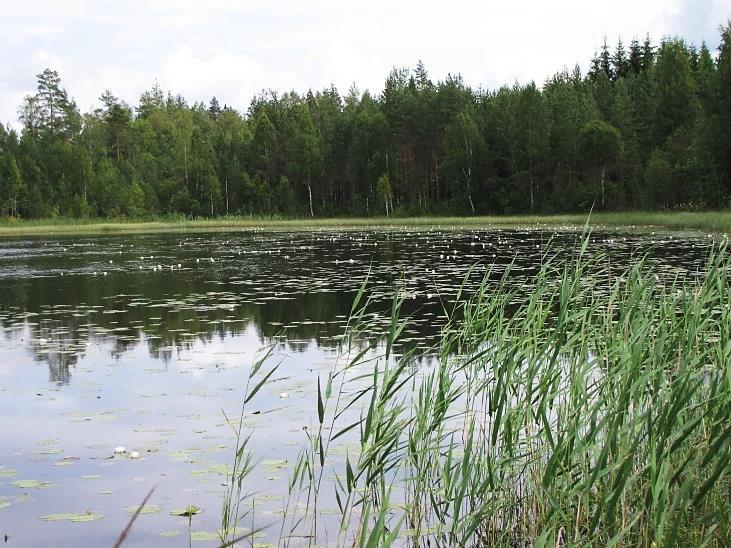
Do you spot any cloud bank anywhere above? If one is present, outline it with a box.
[1,0,729,126]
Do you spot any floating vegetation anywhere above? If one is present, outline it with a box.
[32,448,62,455]
[190,527,248,542]
[171,505,201,517]
[38,512,104,522]
[12,480,59,489]
[124,504,163,515]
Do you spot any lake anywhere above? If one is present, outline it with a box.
[0,227,714,546]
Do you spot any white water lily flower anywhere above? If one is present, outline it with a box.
[114,446,126,454]
[279,392,289,399]
[129,451,140,459]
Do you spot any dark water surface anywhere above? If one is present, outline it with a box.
[0,227,713,546]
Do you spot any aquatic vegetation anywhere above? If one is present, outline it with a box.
[39,512,104,522]
[12,480,59,490]
[226,234,731,546]
[124,504,163,515]
[1,228,728,546]
[171,505,202,517]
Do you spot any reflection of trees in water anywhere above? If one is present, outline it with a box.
[44,350,75,384]
[0,273,443,384]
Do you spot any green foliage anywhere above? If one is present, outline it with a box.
[1,23,731,220]
[240,236,731,546]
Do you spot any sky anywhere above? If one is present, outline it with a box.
[1,0,729,127]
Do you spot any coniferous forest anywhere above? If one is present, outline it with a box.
[1,24,730,220]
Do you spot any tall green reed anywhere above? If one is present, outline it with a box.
[222,234,730,547]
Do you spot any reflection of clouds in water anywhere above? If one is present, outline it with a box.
[0,229,714,386]
[0,228,719,546]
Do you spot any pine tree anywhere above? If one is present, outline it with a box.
[629,39,643,74]
[715,21,731,196]
[600,38,614,80]
[613,38,630,79]
[208,97,222,118]
[641,34,656,71]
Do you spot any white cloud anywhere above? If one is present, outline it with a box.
[1,0,729,128]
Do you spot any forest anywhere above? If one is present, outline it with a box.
[1,23,730,219]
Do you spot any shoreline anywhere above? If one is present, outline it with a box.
[0,211,729,237]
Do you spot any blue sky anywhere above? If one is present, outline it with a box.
[1,0,729,126]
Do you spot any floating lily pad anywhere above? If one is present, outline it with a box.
[33,448,62,455]
[13,479,59,489]
[191,527,248,542]
[82,474,102,480]
[160,530,181,538]
[171,505,201,517]
[261,459,288,473]
[252,494,283,502]
[125,504,163,514]
[0,468,18,478]
[190,531,221,541]
[39,512,104,522]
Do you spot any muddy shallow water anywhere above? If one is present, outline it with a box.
[0,227,713,546]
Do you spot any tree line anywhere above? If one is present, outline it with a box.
[1,23,730,219]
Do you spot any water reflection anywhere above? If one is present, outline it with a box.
[0,228,713,385]
[0,227,717,546]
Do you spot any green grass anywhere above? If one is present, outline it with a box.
[222,233,731,547]
[0,210,730,237]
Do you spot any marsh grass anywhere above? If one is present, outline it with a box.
[1,211,730,237]
[221,233,730,547]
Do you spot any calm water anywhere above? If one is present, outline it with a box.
[0,227,713,546]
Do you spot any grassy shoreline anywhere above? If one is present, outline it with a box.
[0,211,729,237]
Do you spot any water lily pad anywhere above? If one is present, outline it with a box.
[160,530,181,538]
[37,439,59,446]
[190,531,220,541]
[261,459,288,472]
[252,494,283,502]
[171,505,201,517]
[39,512,104,522]
[33,448,62,455]
[82,474,102,480]
[0,468,18,478]
[191,527,248,542]
[13,479,59,489]
[125,504,163,514]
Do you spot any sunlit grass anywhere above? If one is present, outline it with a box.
[0,211,729,237]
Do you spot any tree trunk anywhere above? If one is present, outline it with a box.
[601,165,606,208]
[184,144,189,187]
[308,182,314,217]
[529,168,535,211]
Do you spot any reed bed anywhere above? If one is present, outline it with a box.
[221,234,730,547]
